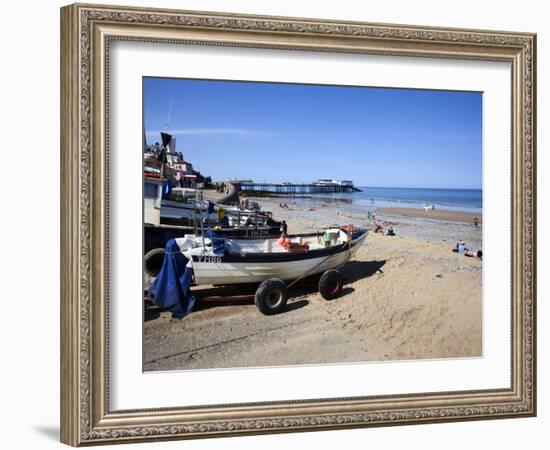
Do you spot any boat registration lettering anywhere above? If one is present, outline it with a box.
[197,255,223,264]
[247,229,268,237]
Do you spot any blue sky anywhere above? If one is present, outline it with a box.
[143,78,482,189]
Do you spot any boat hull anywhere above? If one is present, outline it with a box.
[190,231,366,286]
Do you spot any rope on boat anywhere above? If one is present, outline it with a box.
[287,252,337,289]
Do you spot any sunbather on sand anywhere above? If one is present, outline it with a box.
[465,249,483,259]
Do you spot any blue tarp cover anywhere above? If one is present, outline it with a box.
[148,239,195,319]
[212,238,225,255]
[203,229,225,255]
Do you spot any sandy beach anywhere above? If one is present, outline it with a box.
[377,207,482,224]
[144,195,483,372]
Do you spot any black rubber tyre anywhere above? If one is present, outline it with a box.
[319,269,344,300]
[144,247,166,277]
[254,279,288,315]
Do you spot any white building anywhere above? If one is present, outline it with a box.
[315,179,354,187]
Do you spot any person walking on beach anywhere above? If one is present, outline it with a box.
[473,217,479,227]
[280,220,288,238]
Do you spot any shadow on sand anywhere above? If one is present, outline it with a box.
[145,306,162,322]
[342,260,386,283]
[145,295,309,318]
[144,260,386,320]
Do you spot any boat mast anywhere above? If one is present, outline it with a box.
[197,190,206,251]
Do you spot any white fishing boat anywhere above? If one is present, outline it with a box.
[160,194,269,228]
[183,227,367,286]
[144,183,282,277]
[149,226,367,316]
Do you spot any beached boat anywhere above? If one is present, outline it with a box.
[148,226,368,317]
[161,198,275,227]
[160,188,271,228]
[186,228,367,286]
[144,222,284,276]
[143,180,282,276]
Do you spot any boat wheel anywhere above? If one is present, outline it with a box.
[254,279,288,315]
[144,248,166,277]
[319,269,344,300]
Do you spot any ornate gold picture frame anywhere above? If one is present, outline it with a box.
[60,3,536,446]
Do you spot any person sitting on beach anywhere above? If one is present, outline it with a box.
[452,240,467,253]
[386,227,396,236]
[375,224,383,233]
[473,217,479,227]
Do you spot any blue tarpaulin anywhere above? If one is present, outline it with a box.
[202,229,225,255]
[148,239,195,319]
[212,238,225,255]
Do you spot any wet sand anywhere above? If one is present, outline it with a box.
[376,207,482,224]
[144,197,482,371]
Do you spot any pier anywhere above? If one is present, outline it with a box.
[236,182,361,196]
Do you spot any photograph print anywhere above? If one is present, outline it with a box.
[142,77,483,372]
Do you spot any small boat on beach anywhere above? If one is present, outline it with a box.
[148,226,368,317]
[160,187,275,228]
[144,220,285,277]
[186,227,367,286]
[144,178,282,276]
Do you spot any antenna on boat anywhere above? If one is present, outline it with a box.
[157,99,174,184]
[197,190,206,251]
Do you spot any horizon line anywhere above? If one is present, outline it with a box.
[235,182,482,190]
[224,181,482,191]
[356,185,482,190]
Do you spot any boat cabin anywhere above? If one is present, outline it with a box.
[144,176,163,226]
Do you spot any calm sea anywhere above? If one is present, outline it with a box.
[296,187,482,213]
